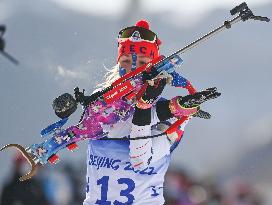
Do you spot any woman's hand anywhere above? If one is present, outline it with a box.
[179,87,220,108]
[142,78,167,103]
[169,87,221,117]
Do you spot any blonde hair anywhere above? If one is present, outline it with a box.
[96,63,120,89]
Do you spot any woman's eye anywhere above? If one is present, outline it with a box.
[122,60,131,64]
[139,61,147,66]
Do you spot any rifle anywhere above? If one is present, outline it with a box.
[0,2,269,181]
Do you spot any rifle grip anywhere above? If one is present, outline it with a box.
[135,82,149,101]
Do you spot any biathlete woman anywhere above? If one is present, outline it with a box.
[83,19,220,205]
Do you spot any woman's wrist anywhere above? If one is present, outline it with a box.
[135,97,153,109]
[155,96,199,122]
[169,96,199,117]
[156,100,173,121]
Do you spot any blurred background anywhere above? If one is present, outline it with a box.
[0,0,271,204]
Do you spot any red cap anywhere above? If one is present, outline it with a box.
[135,19,150,29]
[117,19,161,62]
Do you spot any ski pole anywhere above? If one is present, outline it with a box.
[0,24,19,65]
[0,50,19,65]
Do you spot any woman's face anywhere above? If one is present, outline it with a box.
[119,54,152,74]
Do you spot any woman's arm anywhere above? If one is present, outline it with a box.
[129,108,153,170]
[129,77,221,169]
[129,79,166,170]
[156,87,220,121]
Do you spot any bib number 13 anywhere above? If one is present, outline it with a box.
[95,176,135,205]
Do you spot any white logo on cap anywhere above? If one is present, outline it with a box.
[130,30,142,42]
